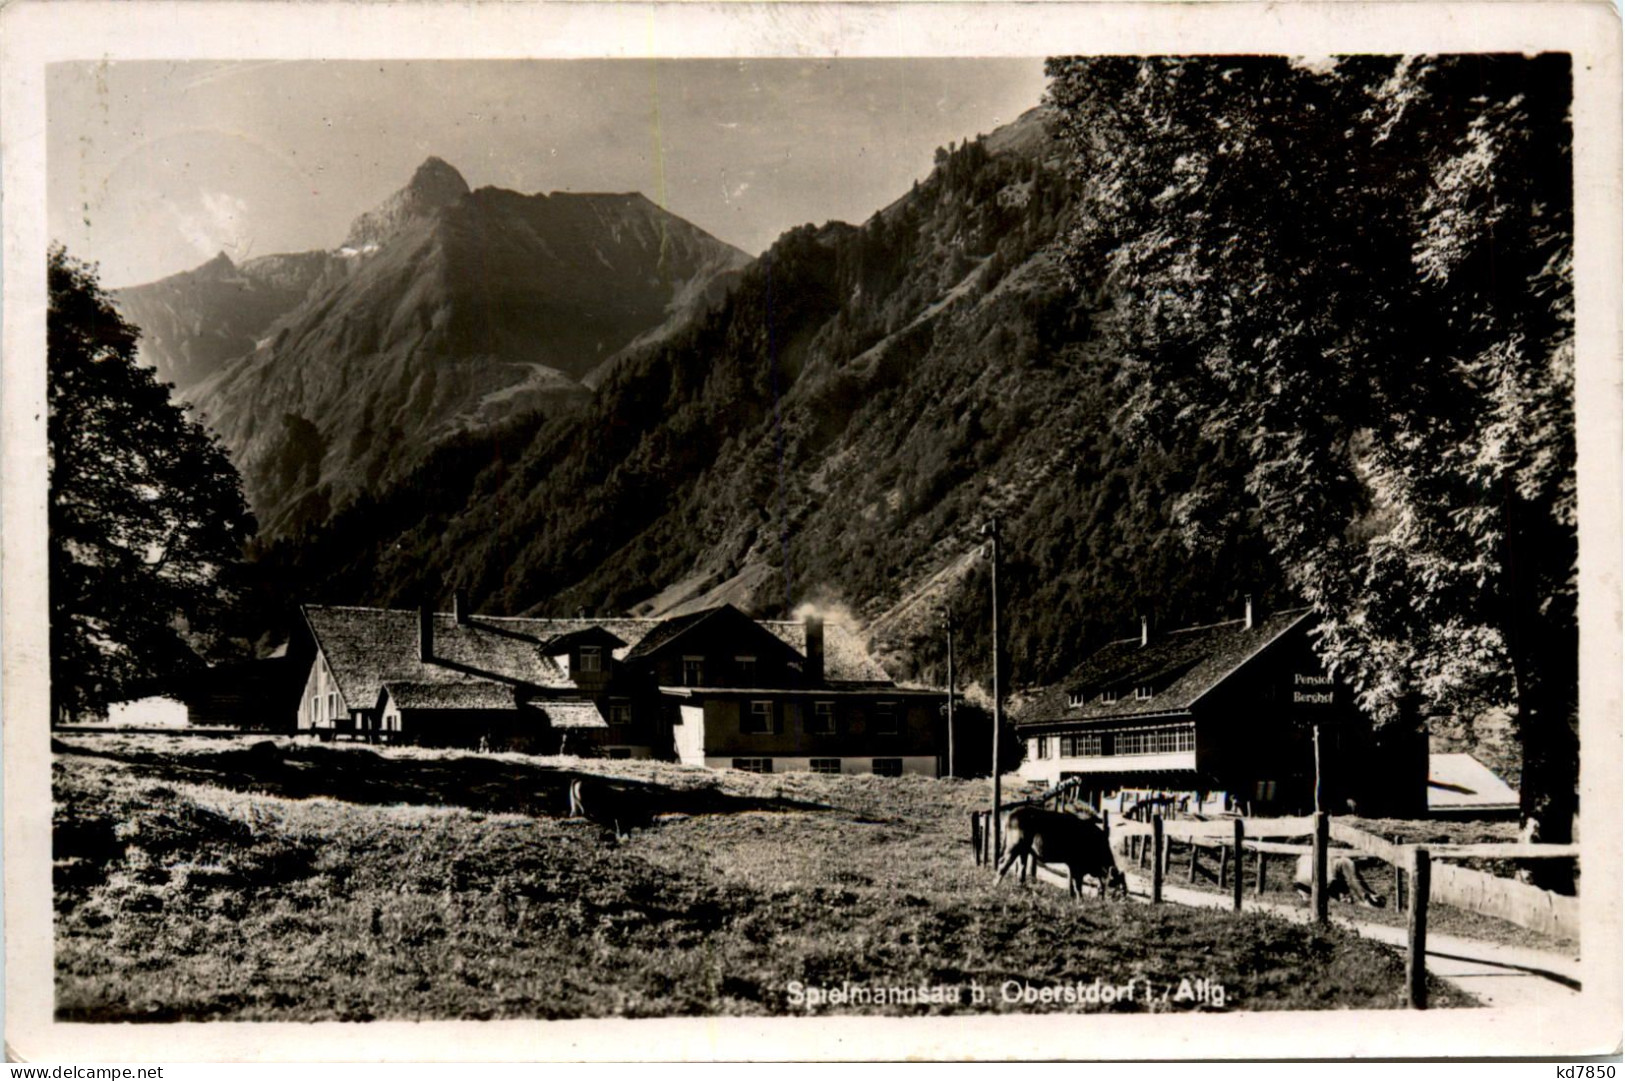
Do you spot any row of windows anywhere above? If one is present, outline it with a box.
[1033,725,1195,759]
[733,758,903,776]
[1066,685,1157,708]
[681,655,762,687]
[741,700,897,735]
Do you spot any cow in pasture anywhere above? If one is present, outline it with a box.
[996,806,1126,900]
[1293,852,1385,907]
[568,777,654,839]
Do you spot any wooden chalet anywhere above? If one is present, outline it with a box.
[291,597,942,774]
[1014,601,1427,817]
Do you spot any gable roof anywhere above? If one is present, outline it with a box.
[537,626,630,653]
[1428,752,1520,813]
[1015,609,1312,727]
[302,602,892,709]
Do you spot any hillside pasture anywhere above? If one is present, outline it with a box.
[53,735,1472,1020]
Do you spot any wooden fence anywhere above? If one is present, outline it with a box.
[971,805,1579,1010]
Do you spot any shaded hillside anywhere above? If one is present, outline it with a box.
[179,159,751,538]
[254,110,1283,691]
[112,250,332,391]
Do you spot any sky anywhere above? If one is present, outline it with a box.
[48,59,1049,288]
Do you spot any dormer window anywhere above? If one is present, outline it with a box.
[1100,689,1120,704]
[1135,685,1155,700]
[578,646,602,674]
[1067,692,1086,709]
[683,656,704,686]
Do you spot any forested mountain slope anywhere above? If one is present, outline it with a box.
[252,110,1281,688]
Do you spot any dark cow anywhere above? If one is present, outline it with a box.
[1293,852,1385,907]
[996,806,1126,899]
[568,777,654,839]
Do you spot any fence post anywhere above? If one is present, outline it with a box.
[1188,839,1199,883]
[1408,847,1431,1010]
[1392,834,1405,912]
[1151,814,1164,904]
[1255,847,1266,896]
[1228,819,1241,910]
[1219,840,1230,890]
[971,812,983,866]
[1312,811,1330,925]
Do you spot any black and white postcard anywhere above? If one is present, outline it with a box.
[3,0,1619,1063]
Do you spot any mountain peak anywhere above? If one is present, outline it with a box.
[408,156,470,204]
[343,156,469,250]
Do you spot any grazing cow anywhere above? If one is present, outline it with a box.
[568,777,654,839]
[996,806,1126,899]
[1293,852,1385,907]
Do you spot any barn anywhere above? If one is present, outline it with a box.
[1014,601,1428,817]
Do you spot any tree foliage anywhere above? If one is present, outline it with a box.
[49,245,256,720]
[1046,55,1576,841]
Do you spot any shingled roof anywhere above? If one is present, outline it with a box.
[1015,609,1312,728]
[302,603,891,710]
[379,680,519,711]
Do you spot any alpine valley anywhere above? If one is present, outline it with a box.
[119,111,1278,688]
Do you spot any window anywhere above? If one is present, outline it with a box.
[733,758,773,773]
[809,758,841,775]
[1067,692,1086,709]
[873,701,899,735]
[1060,733,1103,758]
[328,693,338,722]
[1135,684,1155,700]
[579,646,602,673]
[1114,726,1195,755]
[735,655,757,683]
[682,656,704,686]
[744,700,774,734]
[1035,736,1052,760]
[1100,689,1120,703]
[809,701,836,734]
[871,758,903,777]
[609,701,633,726]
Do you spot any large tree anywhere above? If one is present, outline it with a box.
[48,245,256,722]
[1046,56,1576,852]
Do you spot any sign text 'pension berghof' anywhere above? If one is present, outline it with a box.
[1292,672,1335,706]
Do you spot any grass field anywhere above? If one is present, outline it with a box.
[53,735,1474,1020]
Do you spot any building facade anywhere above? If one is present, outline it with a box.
[290,598,943,775]
[1014,603,1427,817]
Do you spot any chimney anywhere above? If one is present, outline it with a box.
[576,605,589,620]
[804,614,825,684]
[1140,614,1149,648]
[454,589,471,625]
[418,600,434,662]
[1244,594,1255,631]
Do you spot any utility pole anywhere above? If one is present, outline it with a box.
[938,604,956,779]
[983,519,1003,868]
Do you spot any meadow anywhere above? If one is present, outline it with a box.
[53,734,1473,1020]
